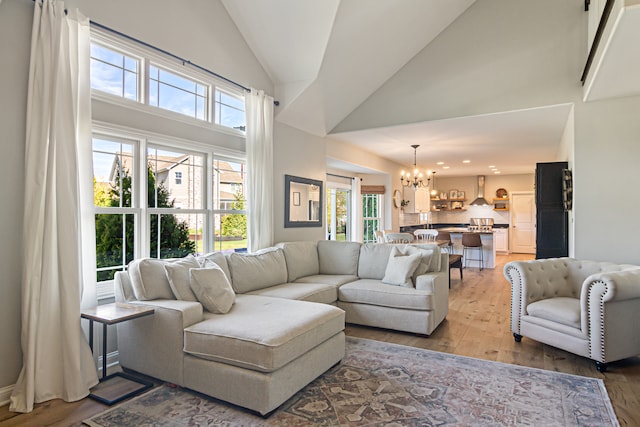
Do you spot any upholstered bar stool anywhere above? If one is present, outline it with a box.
[462,232,483,270]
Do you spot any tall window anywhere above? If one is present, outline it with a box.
[327,188,350,241]
[362,194,383,243]
[90,28,249,295]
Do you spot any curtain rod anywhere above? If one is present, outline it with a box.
[31,1,279,106]
[90,21,279,106]
[327,173,355,180]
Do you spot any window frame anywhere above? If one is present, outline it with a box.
[362,193,384,243]
[90,27,246,137]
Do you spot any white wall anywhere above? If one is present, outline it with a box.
[0,0,32,392]
[573,96,640,263]
[273,123,327,243]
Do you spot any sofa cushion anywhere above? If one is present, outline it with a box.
[317,240,361,275]
[183,295,345,372]
[227,247,288,293]
[246,282,337,304]
[295,274,358,287]
[189,266,235,314]
[164,255,201,301]
[526,297,581,329]
[358,243,394,279]
[276,241,319,282]
[339,279,435,311]
[128,258,175,301]
[198,252,231,282]
[382,247,422,288]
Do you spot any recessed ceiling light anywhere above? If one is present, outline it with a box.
[494,170,501,174]
[443,166,450,169]
[437,162,444,165]
[462,160,471,164]
[489,165,496,169]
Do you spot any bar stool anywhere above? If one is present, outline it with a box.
[462,232,484,270]
[436,230,454,253]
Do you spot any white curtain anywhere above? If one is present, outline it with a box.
[10,0,98,413]
[246,89,274,252]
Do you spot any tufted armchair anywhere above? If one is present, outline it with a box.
[504,257,640,372]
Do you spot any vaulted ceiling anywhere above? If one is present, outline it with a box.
[221,0,576,176]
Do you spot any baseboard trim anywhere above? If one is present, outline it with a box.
[0,384,14,408]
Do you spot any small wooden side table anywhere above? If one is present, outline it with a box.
[81,302,155,405]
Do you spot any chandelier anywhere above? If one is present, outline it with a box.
[400,145,434,190]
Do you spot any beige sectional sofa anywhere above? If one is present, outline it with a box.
[114,240,448,415]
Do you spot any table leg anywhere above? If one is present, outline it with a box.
[102,323,107,380]
[88,319,94,354]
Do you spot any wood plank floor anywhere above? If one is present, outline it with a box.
[1,253,638,426]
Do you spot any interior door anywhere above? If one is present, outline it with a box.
[510,192,536,254]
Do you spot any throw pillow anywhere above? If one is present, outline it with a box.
[164,255,201,301]
[128,258,174,301]
[189,265,235,314]
[382,246,422,288]
[405,246,434,280]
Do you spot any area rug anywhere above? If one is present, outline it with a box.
[84,337,619,426]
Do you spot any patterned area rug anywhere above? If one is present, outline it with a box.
[84,337,619,426]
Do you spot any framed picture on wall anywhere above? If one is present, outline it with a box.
[457,191,465,199]
[449,189,458,200]
[292,192,301,206]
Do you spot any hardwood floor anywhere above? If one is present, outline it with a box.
[1,253,638,426]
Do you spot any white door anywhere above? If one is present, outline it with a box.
[510,192,536,254]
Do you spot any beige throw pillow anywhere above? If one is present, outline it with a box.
[189,265,235,314]
[382,246,422,288]
[405,246,434,281]
[164,255,200,301]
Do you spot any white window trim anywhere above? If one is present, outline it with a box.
[90,27,247,138]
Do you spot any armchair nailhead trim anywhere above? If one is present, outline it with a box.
[586,280,607,363]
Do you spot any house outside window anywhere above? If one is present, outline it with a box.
[174,171,182,185]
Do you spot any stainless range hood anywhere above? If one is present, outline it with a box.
[470,175,490,206]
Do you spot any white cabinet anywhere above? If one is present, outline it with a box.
[494,228,508,253]
[414,188,430,212]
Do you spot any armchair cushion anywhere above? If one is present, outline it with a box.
[526,297,580,329]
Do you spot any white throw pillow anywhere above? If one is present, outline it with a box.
[382,246,422,288]
[128,258,174,301]
[164,255,200,301]
[189,265,235,314]
[405,246,434,280]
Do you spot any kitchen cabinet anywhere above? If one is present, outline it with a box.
[414,187,430,212]
[494,228,508,253]
[535,162,568,259]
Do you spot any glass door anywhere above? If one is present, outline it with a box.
[327,187,351,240]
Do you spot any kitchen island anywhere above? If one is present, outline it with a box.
[438,227,496,269]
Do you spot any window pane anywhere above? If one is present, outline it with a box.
[213,213,247,253]
[90,43,138,101]
[147,148,204,209]
[149,65,208,121]
[215,89,245,131]
[93,138,134,208]
[95,213,134,281]
[213,159,245,211]
[149,213,197,259]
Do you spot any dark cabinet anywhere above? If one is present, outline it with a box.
[535,162,568,259]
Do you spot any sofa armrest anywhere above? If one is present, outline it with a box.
[579,269,640,362]
[117,299,203,386]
